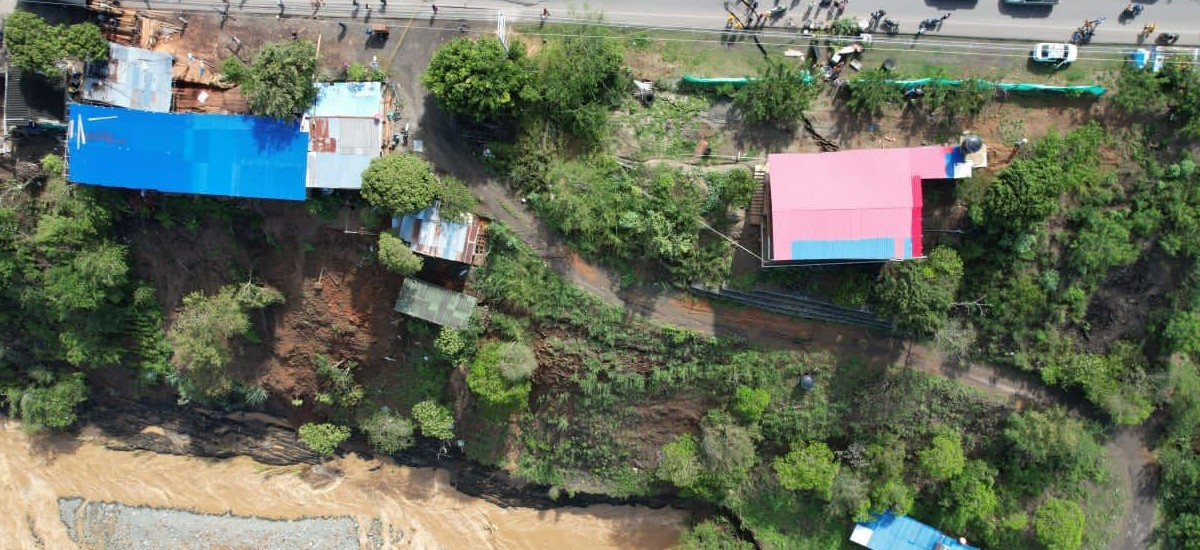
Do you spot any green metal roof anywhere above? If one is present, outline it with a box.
[394,278,477,329]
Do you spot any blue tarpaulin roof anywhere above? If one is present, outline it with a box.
[66,103,309,200]
[850,511,978,550]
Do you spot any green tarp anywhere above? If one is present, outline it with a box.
[681,74,1107,96]
[879,78,1107,96]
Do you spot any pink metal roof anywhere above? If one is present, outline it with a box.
[767,146,961,262]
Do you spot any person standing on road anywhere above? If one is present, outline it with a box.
[431,3,438,15]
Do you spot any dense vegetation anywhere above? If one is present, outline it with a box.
[0,157,168,431]
[456,224,1111,548]
[3,11,109,77]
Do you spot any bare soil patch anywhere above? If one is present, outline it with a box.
[131,199,410,411]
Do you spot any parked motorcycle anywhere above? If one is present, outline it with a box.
[880,18,898,36]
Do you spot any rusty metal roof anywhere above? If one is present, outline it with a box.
[395,205,488,266]
[81,43,174,112]
[394,278,477,329]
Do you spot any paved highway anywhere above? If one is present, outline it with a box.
[144,0,1200,45]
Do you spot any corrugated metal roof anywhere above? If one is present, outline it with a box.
[66,103,308,200]
[394,278,477,329]
[302,83,383,189]
[308,82,383,117]
[851,511,978,550]
[396,205,488,266]
[766,146,969,263]
[81,43,174,113]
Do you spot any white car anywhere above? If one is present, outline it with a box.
[1031,43,1078,66]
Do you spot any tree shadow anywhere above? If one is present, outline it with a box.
[248,115,305,154]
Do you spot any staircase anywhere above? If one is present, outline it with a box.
[747,164,767,226]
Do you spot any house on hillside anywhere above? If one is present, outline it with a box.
[80,43,174,112]
[65,103,309,200]
[850,511,978,550]
[394,278,477,330]
[301,82,387,190]
[394,203,489,270]
[760,143,985,266]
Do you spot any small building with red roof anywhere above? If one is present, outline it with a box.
[762,145,978,266]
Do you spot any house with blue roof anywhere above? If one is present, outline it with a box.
[849,511,978,550]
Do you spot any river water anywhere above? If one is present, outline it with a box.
[0,421,685,549]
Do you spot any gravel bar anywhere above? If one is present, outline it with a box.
[58,498,360,550]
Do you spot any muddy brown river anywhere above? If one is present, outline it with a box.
[0,421,685,549]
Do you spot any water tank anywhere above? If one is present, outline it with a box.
[801,375,815,390]
[961,134,984,154]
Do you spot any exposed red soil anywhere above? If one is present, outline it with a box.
[132,200,408,412]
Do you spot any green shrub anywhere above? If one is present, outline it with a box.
[495,341,538,382]
[731,385,770,423]
[298,422,351,456]
[377,232,423,275]
[1034,498,1085,550]
[3,372,88,432]
[467,341,532,411]
[676,518,754,550]
[358,409,415,453]
[734,60,817,127]
[773,441,840,500]
[411,400,455,440]
[434,327,466,360]
[657,434,703,489]
[918,430,966,481]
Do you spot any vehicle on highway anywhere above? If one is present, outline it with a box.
[1030,42,1078,67]
[1004,0,1058,5]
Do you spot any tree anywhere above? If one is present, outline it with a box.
[411,400,455,440]
[657,434,703,489]
[298,422,351,456]
[734,60,818,127]
[494,341,537,382]
[221,40,318,119]
[4,11,108,77]
[732,385,770,423]
[1034,498,1084,550]
[940,460,998,534]
[166,283,284,402]
[773,441,840,500]
[873,247,964,338]
[537,31,627,144]
[3,372,88,432]
[467,341,532,411]
[1163,310,1200,355]
[422,37,533,121]
[377,232,423,275]
[918,431,966,481]
[700,417,758,490]
[358,409,415,453]
[827,470,872,521]
[846,69,902,117]
[1003,408,1104,490]
[360,154,439,215]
